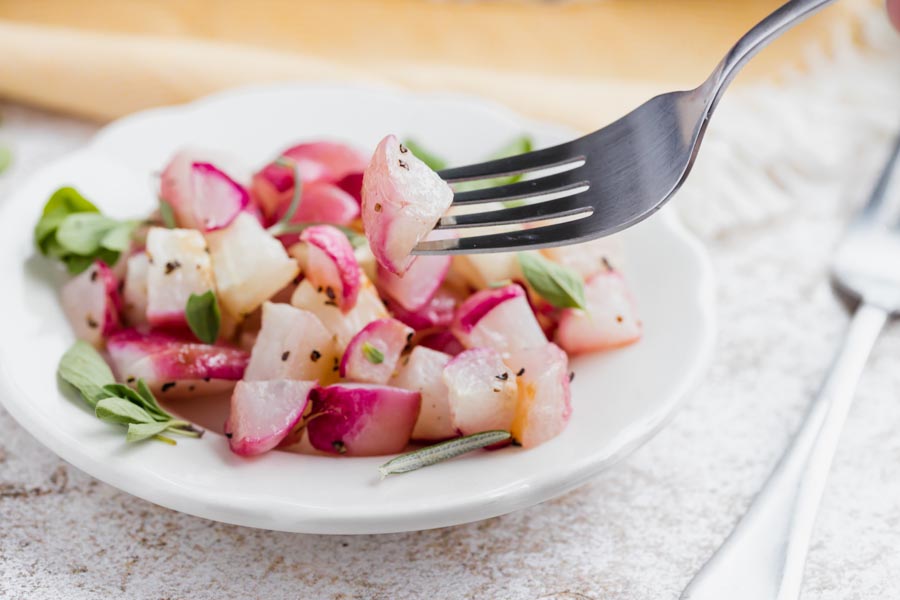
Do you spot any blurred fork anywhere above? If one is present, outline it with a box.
[681,135,900,600]
[414,0,837,255]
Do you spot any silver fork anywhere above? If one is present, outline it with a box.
[681,135,900,600]
[414,0,837,256]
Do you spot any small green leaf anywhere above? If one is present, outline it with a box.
[95,397,156,425]
[126,421,177,444]
[58,341,116,407]
[378,430,512,478]
[0,146,12,175]
[34,187,99,254]
[158,199,177,229]
[361,342,385,364]
[100,220,139,252]
[103,383,172,422]
[63,254,99,275]
[517,252,587,310]
[55,213,117,255]
[185,290,221,344]
[401,139,447,171]
[136,379,172,421]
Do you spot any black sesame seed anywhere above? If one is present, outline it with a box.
[317,286,324,293]
[86,316,98,329]
[325,287,336,300]
[310,350,322,362]
[126,376,136,384]
[161,382,176,392]
[90,270,98,282]
[374,203,382,213]
[495,372,509,381]
[398,159,409,170]
[602,257,613,271]
[324,300,338,307]
[332,440,347,454]
[568,372,575,383]
[516,368,526,377]
[164,260,181,274]
[203,377,211,383]
[399,144,408,154]
[281,351,290,361]
[406,332,414,343]
[225,432,233,439]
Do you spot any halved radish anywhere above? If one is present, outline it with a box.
[252,142,369,218]
[273,182,360,246]
[388,287,458,331]
[452,284,546,357]
[361,135,454,275]
[390,346,455,441]
[160,149,253,230]
[145,227,215,328]
[340,318,413,384]
[508,343,572,448]
[122,252,149,326]
[417,329,465,357]
[107,329,249,398]
[307,383,420,456]
[61,260,121,346]
[555,269,642,354]
[540,235,626,278]
[290,277,388,350]
[245,302,339,384]
[227,379,315,456]
[299,225,361,312]
[206,213,299,319]
[442,348,517,436]
[377,253,451,312]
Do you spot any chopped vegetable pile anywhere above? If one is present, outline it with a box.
[39,135,642,476]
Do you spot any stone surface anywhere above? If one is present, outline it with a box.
[2,28,900,595]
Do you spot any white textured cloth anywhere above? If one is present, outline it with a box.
[2,7,900,599]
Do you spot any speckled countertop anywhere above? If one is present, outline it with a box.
[3,48,900,598]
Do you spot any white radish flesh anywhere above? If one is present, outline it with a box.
[145,227,215,328]
[61,260,121,346]
[452,284,546,358]
[390,346,455,441]
[508,343,572,448]
[227,379,315,456]
[299,225,362,312]
[442,348,517,436]
[290,277,388,351]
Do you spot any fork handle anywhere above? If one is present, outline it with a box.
[680,302,888,600]
[706,0,837,108]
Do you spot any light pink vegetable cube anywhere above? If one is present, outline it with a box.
[452,284,546,358]
[145,227,215,328]
[555,269,642,354]
[290,277,388,351]
[508,343,572,448]
[121,252,149,326]
[299,225,362,312]
[443,348,517,436]
[390,346,455,441]
[61,260,121,346]
[340,318,413,385]
[377,253,451,312]
[227,379,315,456]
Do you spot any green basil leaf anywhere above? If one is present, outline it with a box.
[103,383,172,422]
[34,187,99,254]
[55,213,117,255]
[58,341,116,407]
[185,290,221,344]
[95,397,156,425]
[100,220,139,252]
[517,252,587,310]
[125,421,176,444]
[0,146,12,175]
[158,199,177,228]
[63,254,98,275]
[361,342,385,364]
[136,379,173,421]
[401,139,447,171]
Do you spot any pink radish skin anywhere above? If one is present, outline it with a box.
[252,142,369,218]
[361,135,454,275]
[160,150,253,230]
[336,172,364,204]
[145,227,215,329]
[61,261,121,346]
[390,346,455,441]
[509,343,572,448]
[417,329,465,356]
[339,318,413,385]
[205,213,300,319]
[299,225,362,312]
[452,284,546,357]
[307,383,420,456]
[555,270,642,354]
[122,252,149,326]
[442,348,517,436]
[227,380,315,456]
[377,253,451,312]
[245,302,339,384]
[272,182,360,245]
[388,287,458,331]
[106,329,249,398]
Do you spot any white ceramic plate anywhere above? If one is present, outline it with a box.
[0,84,714,534]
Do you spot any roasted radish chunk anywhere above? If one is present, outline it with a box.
[227,379,315,456]
[555,270,642,354]
[299,225,362,312]
[387,287,458,332]
[245,302,339,384]
[290,277,388,350]
[377,253,451,312]
[390,346,455,441]
[443,348,517,436]
[540,235,625,279]
[106,329,249,398]
[361,135,453,275]
[122,252,149,326]
[252,141,369,218]
[307,383,420,456]
[145,227,215,328]
[340,318,413,385]
[160,149,253,231]
[61,260,121,346]
[206,213,299,319]
[452,284,546,357]
[508,343,572,448]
